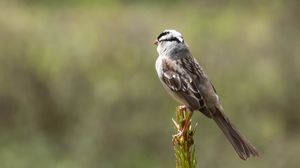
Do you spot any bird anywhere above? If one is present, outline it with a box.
[154,29,259,160]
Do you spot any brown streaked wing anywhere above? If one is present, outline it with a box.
[161,58,203,110]
[173,57,206,106]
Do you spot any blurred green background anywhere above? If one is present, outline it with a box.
[0,0,300,167]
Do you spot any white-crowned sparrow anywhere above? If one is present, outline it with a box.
[154,29,259,160]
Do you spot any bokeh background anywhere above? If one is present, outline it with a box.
[0,0,300,167]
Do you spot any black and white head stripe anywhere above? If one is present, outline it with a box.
[157,31,170,40]
[157,29,184,43]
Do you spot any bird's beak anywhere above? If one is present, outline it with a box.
[154,40,158,45]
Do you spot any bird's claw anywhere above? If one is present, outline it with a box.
[178,105,187,112]
[172,130,183,143]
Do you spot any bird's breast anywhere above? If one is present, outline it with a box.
[155,56,164,78]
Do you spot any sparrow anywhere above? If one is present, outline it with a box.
[154,29,259,160]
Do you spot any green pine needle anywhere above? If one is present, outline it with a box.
[172,107,197,168]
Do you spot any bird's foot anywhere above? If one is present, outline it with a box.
[173,130,183,138]
[178,105,187,112]
[172,130,184,144]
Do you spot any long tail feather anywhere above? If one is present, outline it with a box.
[212,109,259,160]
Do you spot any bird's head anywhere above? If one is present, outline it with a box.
[154,29,185,55]
[154,29,184,45]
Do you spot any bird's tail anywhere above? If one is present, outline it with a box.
[212,108,259,160]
